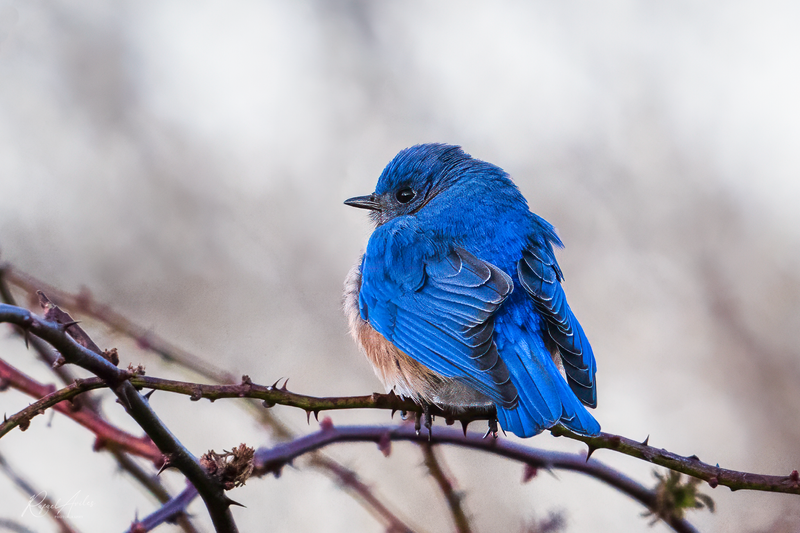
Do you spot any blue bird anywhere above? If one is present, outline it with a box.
[343,144,599,437]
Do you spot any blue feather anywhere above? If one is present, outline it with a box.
[347,143,600,437]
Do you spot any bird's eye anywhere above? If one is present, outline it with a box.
[395,188,415,204]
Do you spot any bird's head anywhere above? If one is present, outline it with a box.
[345,143,517,227]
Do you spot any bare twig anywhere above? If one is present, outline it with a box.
[0,367,800,494]
[0,270,199,533]
[126,483,199,533]
[308,455,417,533]
[3,368,798,497]
[2,267,236,383]
[0,359,161,461]
[252,424,700,533]
[2,267,422,532]
[420,443,472,533]
[0,303,239,533]
[0,451,81,533]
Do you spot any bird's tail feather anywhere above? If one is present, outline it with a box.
[495,335,600,438]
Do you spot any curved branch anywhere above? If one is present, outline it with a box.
[0,303,238,533]
[0,359,161,461]
[3,268,420,533]
[252,424,699,533]
[3,367,799,497]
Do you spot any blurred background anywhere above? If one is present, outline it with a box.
[1,1,799,532]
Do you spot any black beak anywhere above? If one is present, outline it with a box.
[344,194,381,211]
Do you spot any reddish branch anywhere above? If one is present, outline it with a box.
[3,367,799,497]
[0,303,239,533]
[2,267,420,533]
[0,359,160,461]
[0,270,199,533]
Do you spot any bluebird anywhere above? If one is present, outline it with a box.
[343,144,599,437]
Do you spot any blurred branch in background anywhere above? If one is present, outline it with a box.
[1,265,795,533]
[4,360,797,497]
[0,266,417,533]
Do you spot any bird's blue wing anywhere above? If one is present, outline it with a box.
[358,218,519,408]
[517,244,597,408]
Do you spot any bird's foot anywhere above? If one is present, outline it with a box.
[414,405,434,440]
[483,418,499,439]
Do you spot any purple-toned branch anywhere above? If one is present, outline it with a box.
[0,303,238,533]
[126,483,199,533]
[252,424,699,533]
[2,266,419,532]
[4,369,795,498]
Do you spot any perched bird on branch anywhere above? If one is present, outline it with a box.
[343,144,599,438]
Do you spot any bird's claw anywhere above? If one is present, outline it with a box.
[483,418,499,439]
[414,405,434,440]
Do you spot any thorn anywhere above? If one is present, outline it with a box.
[224,496,246,508]
[522,464,538,483]
[93,436,108,452]
[688,454,700,461]
[269,377,284,390]
[305,410,311,425]
[156,455,174,476]
[23,328,29,349]
[280,378,290,391]
[585,444,598,462]
[59,320,81,330]
[378,431,392,457]
[143,389,155,401]
[641,434,650,446]
[391,409,397,419]
[414,412,421,435]
[115,393,132,411]
[313,410,319,422]
[460,420,470,437]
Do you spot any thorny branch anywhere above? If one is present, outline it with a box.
[107,421,700,533]
[3,363,797,498]
[252,424,699,533]
[0,270,199,533]
[0,274,413,533]
[1,266,417,533]
[0,303,239,533]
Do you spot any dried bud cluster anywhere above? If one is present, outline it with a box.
[200,444,255,490]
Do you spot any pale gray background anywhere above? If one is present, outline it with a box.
[1,1,799,532]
